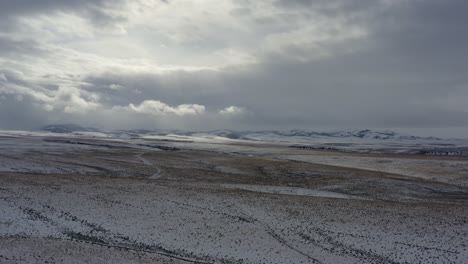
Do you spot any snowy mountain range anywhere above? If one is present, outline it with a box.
[40,124,444,143]
[187,129,441,141]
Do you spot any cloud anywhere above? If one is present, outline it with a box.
[1,0,468,136]
[0,73,7,82]
[125,100,206,116]
[0,0,127,25]
[0,69,100,115]
[219,106,245,115]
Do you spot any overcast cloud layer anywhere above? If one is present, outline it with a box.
[0,0,467,136]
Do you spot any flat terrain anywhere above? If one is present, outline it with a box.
[1,134,467,263]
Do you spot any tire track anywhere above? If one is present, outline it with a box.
[300,228,400,264]
[167,199,255,223]
[3,191,225,264]
[236,209,323,264]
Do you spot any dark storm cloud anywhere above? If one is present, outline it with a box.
[0,95,49,130]
[372,0,468,70]
[0,0,468,135]
[0,0,128,27]
[0,36,46,57]
[79,0,468,130]
[272,0,380,22]
[0,0,114,16]
[275,0,376,11]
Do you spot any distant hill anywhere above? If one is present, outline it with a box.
[38,126,443,142]
[183,129,442,142]
[41,124,99,133]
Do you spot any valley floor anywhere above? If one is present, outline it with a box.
[0,134,467,263]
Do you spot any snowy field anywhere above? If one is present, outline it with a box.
[0,131,467,263]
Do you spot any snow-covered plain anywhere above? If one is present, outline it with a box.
[0,130,468,263]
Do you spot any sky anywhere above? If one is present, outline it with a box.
[0,0,467,137]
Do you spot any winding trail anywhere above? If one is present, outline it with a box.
[135,152,163,179]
